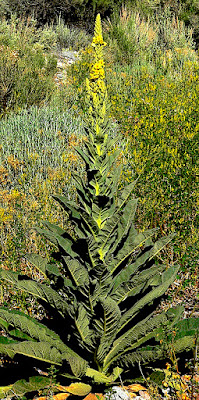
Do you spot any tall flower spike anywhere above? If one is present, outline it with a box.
[86,14,107,145]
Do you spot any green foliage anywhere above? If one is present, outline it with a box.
[0,12,198,396]
[126,0,199,47]
[105,58,199,277]
[0,105,87,284]
[5,0,120,25]
[0,375,51,399]
[39,17,91,51]
[0,0,10,18]
[0,16,57,116]
[103,5,195,65]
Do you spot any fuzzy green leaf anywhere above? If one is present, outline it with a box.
[119,265,179,331]
[111,234,174,295]
[0,308,63,344]
[75,304,94,349]
[63,257,89,288]
[0,270,69,317]
[109,228,159,274]
[0,341,63,364]
[86,368,113,384]
[0,376,51,399]
[96,297,121,363]
[25,253,48,276]
[103,312,168,369]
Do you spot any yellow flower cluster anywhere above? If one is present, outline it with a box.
[162,364,191,400]
[106,55,199,271]
[91,35,107,48]
[86,14,108,136]
[90,60,105,80]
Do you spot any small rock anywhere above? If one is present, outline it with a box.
[105,386,131,400]
[138,391,150,399]
[61,50,79,60]
[57,61,65,69]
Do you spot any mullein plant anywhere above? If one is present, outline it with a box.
[0,14,198,399]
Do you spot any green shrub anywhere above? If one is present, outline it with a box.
[103,6,195,66]
[39,17,91,52]
[0,104,88,265]
[0,0,10,18]
[105,59,199,278]
[0,16,57,115]
[5,0,121,26]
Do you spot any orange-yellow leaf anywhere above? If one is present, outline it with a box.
[53,393,71,400]
[126,384,147,392]
[56,383,92,396]
[35,397,47,400]
[83,393,104,400]
[126,393,137,399]
[35,394,70,400]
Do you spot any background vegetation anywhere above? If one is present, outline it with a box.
[0,0,199,42]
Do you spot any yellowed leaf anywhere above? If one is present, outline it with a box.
[53,393,71,400]
[56,382,92,396]
[125,384,147,392]
[35,393,70,400]
[83,393,104,400]
[127,393,137,398]
[34,397,47,400]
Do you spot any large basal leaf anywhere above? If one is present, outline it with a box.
[0,308,64,344]
[103,312,168,369]
[75,304,94,349]
[25,253,48,276]
[0,336,17,345]
[86,368,114,384]
[0,270,70,317]
[120,317,199,368]
[96,297,121,363]
[0,341,64,364]
[67,356,88,377]
[119,344,165,367]
[0,376,51,399]
[63,257,89,288]
[0,339,87,372]
[119,265,179,331]
[57,382,91,396]
[111,234,175,295]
